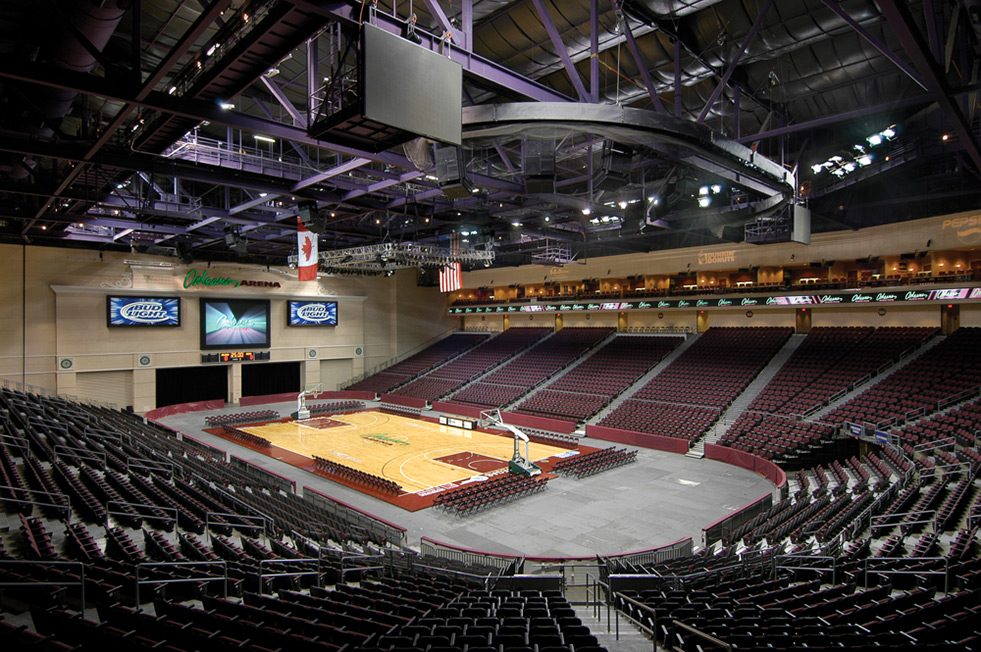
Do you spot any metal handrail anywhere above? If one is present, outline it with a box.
[0,560,86,609]
[862,556,950,595]
[134,561,228,605]
[256,558,323,592]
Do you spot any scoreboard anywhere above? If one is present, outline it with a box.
[201,351,271,363]
[221,351,255,362]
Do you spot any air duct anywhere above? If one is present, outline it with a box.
[5,0,128,179]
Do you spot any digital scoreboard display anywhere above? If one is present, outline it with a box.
[107,296,180,327]
[200,298,270,350]
[220,352,255,362]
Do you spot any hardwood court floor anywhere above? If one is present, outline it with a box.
[242,411,570,494]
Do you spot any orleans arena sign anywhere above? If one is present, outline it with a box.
[182,268,281,289]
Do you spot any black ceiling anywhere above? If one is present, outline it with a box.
[0,0,978,268]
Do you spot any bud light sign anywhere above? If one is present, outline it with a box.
[288,300,338,326]
[107,297,180,327]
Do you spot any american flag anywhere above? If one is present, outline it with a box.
[439,232,462,292]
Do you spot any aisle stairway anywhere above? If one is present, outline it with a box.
[809,332,947,421]
[588,333,702,426]
[499,329,619,411]
[572,603,653,652]
[694,333,808,456]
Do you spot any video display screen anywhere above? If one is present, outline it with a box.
[200,298,270,349]
[107,296,180,327]
[288,300,338,326]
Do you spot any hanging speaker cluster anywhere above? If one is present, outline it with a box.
[523,140,555,193]
[435,146,473,198]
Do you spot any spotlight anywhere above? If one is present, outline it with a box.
[401,13,423,44]
[697,196,711,208]
[175,242,193,265]
[224,226,248,256]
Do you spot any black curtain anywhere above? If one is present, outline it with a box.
[156,365,228,408]
[241,361,301,397]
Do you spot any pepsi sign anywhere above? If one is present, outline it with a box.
[107,297,180,327]
[288,300,338,326]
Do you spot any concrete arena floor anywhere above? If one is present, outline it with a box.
[159,402,775,558]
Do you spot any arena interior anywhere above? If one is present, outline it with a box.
[2,1,981,651]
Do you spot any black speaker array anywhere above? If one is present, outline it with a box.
[523,140,556,193]
[435,146,473,198]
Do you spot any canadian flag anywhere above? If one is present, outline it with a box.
[297,218,318,281]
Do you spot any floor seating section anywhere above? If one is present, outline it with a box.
[392,327,553,401]
[205,410,280,427]
[511,335,684,422]
[313,455,402,495]
[431,473,550,517]
[445,327,614,410]
[552,447,637,478]
[345,333,490,393]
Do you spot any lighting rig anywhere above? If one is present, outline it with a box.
[287,242,495,273]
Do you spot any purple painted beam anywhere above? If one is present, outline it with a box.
[673,38,682,117]
[617,3,665,112]
[590,0,599,103]
[817,0,926,91]
[735,95,931,143]
[879,0,981,174]
[531,0,589,101]
[461,0,472,51]
[260,76,304,126]
[422,0,466,49]
[292,157,371,192]
[343,170,426,201]
[697,0,774,124]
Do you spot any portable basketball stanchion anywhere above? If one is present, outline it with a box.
[480,409,542,477]
[292,384,321,420]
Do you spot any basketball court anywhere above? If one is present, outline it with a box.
[224,411,577,506]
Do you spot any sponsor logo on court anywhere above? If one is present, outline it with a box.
[360,433,410,446]
[418,483,457,497]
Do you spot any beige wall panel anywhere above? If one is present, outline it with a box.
[72,370,134,409]
[463,315,502,331]
[395,270,457,356]
[709,310,795,328]
[560,313,618,328]
[321,358,354,390]
[960,304,981,327]
[810,305,940,328]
